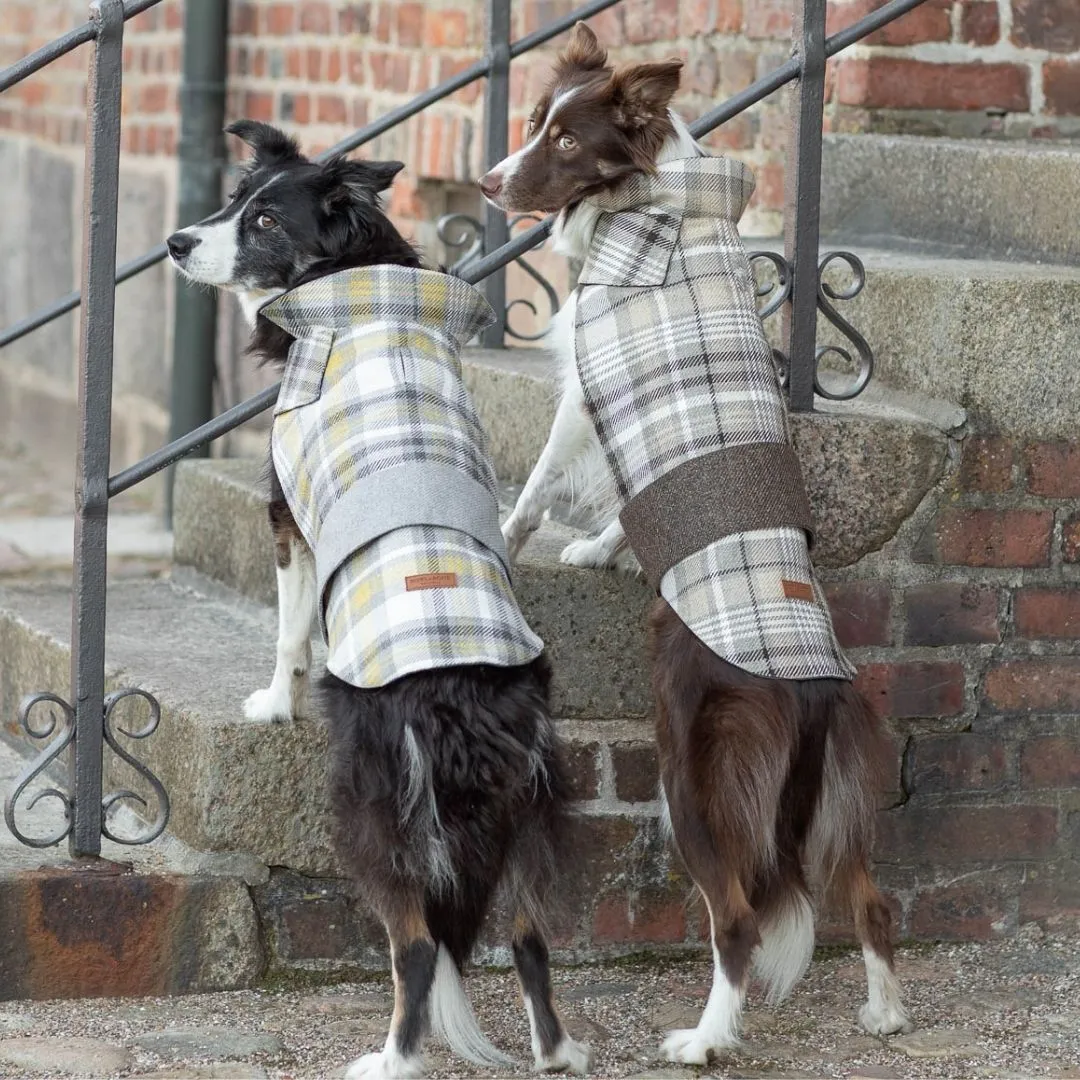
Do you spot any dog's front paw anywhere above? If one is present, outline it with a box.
[502,513,536,560]
[661,1027,736,1066]
[536,1037,592,1074]
[859,1000,913,1036]
[344,1050,424,1080]
[243,685,294,723]
[560,537,615,569]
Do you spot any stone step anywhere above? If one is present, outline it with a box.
[820,133,1080,265]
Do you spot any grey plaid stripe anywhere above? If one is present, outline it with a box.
[575,156,854,682]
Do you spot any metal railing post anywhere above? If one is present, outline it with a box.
[165,0,229,524]
[480,0,511,347]
[782,0,828,412]
[69,0,126,858]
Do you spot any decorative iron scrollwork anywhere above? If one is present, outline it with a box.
[438,212,561,340]
[101,688,170,845]
[748,248,873,401]
[4,693,75,848]
[4,685,169,849]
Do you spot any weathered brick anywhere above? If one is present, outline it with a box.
[242,91,274,122]
[1044,59,1080,116]
[593,887,687,945]
[678,0,744,35]
[424,9,468,47]
[338,3,371,34]
[909,875,1012,940]
[917,509,1053,569]
[957,436,1014,493]
[1064,513,1080,563]
[396,2,424,47]
[827,0,951,45]
[906,733,1007,794]
[856,662,966,719]
[1014,588,1080,639]
[824,581,892,648]
[961,1,1001,44]
[983,659,1080,713]
[1012,0,1080,51]
[1020,736,1080,789]
[1019,862,1080,928]
[564,742,601,802]
[877,805,1058,863]
[836,58,1030,112]
[280,897,350,960]
[264,3,296,35]
[904,583,1000,646]
[316,93,347,124]
[612,742,658,804]
[1025,441,1080,497]
[299,1,332,34]
[744,0,792,39]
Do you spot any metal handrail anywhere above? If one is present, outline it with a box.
[0,0,623,351]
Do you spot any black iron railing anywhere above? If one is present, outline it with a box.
[1,0,930,855]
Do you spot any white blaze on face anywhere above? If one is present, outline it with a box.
[488,84,582,189]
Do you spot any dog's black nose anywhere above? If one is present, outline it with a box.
[478,171,503,199]
[166,231,200,260]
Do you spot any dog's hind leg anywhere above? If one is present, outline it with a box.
[346,902,436,1080]
[244,493,316,722]
[512,916,592,1074]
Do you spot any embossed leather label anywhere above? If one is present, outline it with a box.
[405,572,459,591]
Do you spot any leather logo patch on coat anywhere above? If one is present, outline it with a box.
[781,579,815,603]
[405,572,459,592]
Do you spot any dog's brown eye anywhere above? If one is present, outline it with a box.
[556,133,576,151]
[257,213,277,229]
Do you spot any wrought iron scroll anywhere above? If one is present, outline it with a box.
[440,213,561,341]
[749,249,873,401]
[4,687,169,848]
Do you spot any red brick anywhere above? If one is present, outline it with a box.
[281,897,350,960]
[264,3,296,35]
[1064,513,1080,563]
[983,658,1080,713]
[961,1,1001,45]
[909,876,1012,940]
[306,47,323,81]
[138,84,169,114]
[957,436,1015,493]
[299,1,332,33]
[906,734,1007,794]
[745,0,792,38]
[856,662,966,719]
[1025,441,1080,497]
[243,91,275,122]
[611,742,658,804]
[904,584,1000,646]
[1012,0,1080,51]
[1044,59,1080,116]
[425,9,468,47]
[918,509,1053,569]
[1020,736,1080,788]
[679,0,744,35]
[836,58,1030,112]
[1015,588,1080,639]
[338,3,371,34]
[316,94,347,124]
[232,2,258,35]
[397,2,424,47]
[281,92,311,124]
[441,56,482,105]
[593,888,687,945]
[564,742,601,801]
[827,0,951,46]
[700,113,756,152]
[750,158,784,212]
[824,581,892,648]
[877,805,1058,862]
[1019,863,1080,929]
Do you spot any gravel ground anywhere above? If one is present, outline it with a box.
[0,926,1076,1079]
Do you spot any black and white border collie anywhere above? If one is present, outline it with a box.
[479,24,911,1065]
[167,121,590,1080]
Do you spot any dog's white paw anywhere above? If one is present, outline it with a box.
[242,685,294,723]
[502,513,536,560]
[536,1037,592,1074]
[559,537,614,569]
[344,1050,424,1080]
[661,1027,736,1065]
[859,1000,914,1036]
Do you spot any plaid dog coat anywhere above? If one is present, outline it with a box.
[263,266,544,689]
[575,156,855,682]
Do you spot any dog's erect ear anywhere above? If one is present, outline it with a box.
[558,22,607,72]
[611,59,683,125]
[225,120,304,166]
[319,158,404,215]
[363,160,406,192]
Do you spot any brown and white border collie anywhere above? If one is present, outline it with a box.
[479,24,911,1065]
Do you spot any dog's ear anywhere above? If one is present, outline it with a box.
[364,160,405,192]
[557,22,607,72]
[318,158,402,215]
[226,120,304,166]
[610,59,683,126]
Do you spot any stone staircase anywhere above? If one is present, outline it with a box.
[2,132,1079,998]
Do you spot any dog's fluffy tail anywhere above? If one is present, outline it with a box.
[753,885,816,1004]
[429,945,514,1068]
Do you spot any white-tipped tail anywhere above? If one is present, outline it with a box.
[753,888,815,1004]
[429,945,515,1068]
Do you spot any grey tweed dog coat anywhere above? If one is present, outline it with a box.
[263,265,543,689]
[574,155,854,681]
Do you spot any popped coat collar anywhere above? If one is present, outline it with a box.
[585,155,756,222]
[260,265,495,346]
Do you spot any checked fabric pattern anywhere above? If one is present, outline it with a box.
[263,266,543,688]
[575,156,855,681]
